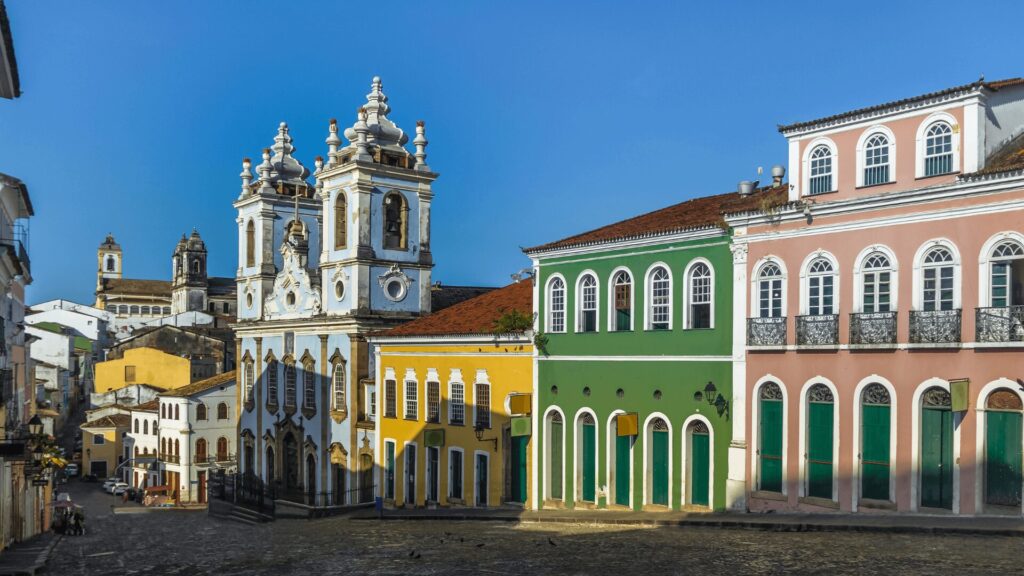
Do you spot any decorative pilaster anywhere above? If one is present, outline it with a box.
[727,240,749,511]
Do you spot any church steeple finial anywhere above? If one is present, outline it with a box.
[326,119,341,166]
[239,157,253,199]
[414,120,429,171]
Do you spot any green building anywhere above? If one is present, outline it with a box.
[524,190,771,511]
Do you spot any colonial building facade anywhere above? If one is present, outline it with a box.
[727,78,1024,515]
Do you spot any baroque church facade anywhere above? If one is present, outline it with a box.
[234,77,443,506]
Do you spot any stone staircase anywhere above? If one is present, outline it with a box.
[208,498,274,525]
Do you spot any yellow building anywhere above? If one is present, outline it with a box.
[80,413,130,478]
[370,281,533,509]
[94,347,191,394]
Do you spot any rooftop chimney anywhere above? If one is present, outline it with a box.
[771,165,786,187]
[738,180,755,196]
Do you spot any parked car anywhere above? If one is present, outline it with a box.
[65,463,79,477]
[101,478,119,492]
[111,483,130,496]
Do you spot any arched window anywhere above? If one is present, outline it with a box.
[161,438,166,455]
[303,362,316,410]
[922,248,954,311]
[160,404,166,419]
[106,256,116,271]
[174,438,180,456]
[807,258,835,316]
[861,253,892,313]
[924,122,954,176]
[611,270,632,331]
[267,359,279,405]
[143,420,148,435]
[141,306,151,315]
[196,403,207,421]
[334,194,347,249]
[687,262,713,329]
[990,241,1024,308]
[245,220,255,267]
[863,134,891,186]
[547,277,565,333]
[195,438,207,462]
[130,305,140,315]
[757,263,783,318]
[174,404,180,420]
[647,266,671,330]
[576,274,598,332]
[284,363,296,407]
[192,259,201,274]
[217,402,228,420]
[809,145,833,194]
[134,418,139,433]
[244,360,254,404]
[118,305,128,315]
[162,306,171,315]
[383,192,408,250]
[217,437,228,461]
[332,362,346,411]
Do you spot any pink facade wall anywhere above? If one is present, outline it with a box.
[743,184,1024,515]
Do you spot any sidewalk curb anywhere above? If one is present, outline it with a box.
[352,513,1024,537]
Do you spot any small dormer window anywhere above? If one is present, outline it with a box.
[925,122,954,176]
[809,145,833,194]
[863,134,891,186]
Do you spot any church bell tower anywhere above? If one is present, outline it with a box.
[171,229,209,314]
[96,234,122,308]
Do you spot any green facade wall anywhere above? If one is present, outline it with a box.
[534,235,735,511]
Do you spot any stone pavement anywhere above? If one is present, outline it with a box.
[0,532,60,576]
[351,505,1024,536]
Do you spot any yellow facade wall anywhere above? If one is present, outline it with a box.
[376,340,533,509]
[94,347,191,393]
[81,426,125,478]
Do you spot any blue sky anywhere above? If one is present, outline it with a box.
[4,0,1021,305]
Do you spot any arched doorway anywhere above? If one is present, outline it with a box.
[647,417,669,507]
[547,411,563,502]
[920,387,953,509]
[610,413,631,507]
[577,413,596,503]
[758,382,784,493]
[282,433,299,492]
[306,454,317,503]
[985,389,1023,509]
[359,453,373,503]
[806,383,834,500]
[266,446,275,486]
[686,421,710,507]
[860,383,891,502]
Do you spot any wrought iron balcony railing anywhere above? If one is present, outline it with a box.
[849,311,897,345]
[159,453,180,464]
[976,306,1024,343]
[747,317,787,346]
[909,309,961,344]
[796,314,839,346]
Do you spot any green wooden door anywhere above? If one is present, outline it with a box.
[807,402,834,499]
[690,430,710,507]
[861,404,891,501]
[986,411,1023,507]
[581,422,596,502]
[550,420,563,500]
[511,435,528,503]
[615,434,630,506]
[921,407,953,509]
[759,399,783,492]
[652,429,668,506]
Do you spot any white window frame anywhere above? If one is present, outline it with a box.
[915,112,960,178]
[641,412,673,508]
[403,369,418,421]
[546,274,567,333]
[403,440,418,505]
[750,257,787,319]
[644,262,673,330]
[543,406,567,503]
[683,258,715,329]
[800,251,840,316]
[448,379,465,426]
[607,267,634,332]
[473,370,491,429]
[855,126,896,188]
[852,245,899,313]
[912,239,962,311]
[801,137,838,197]
[575,271,599,333]
[797,377,840,501]
[426,380,441,424]
[978,232,1024,307]
[473,450,490,507]
[332,361,346,411]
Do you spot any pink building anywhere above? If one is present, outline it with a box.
[726,78,1024,516]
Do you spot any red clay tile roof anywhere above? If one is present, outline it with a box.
[778,78,1023,134]
[524,186,786,254]
[81,414,131,429]
[160,370,235,398]
[379,281,532,338]
[430,285,496,312]
[131,399,159,412]
[101,278,172,296]
[966,131,1024,178]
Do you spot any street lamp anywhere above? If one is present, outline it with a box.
[702,382,717,406]
[473,424,497,450]
[28,415,42,437]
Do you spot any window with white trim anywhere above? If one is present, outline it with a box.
[577,274,597,332]
[922,248,954,311]
[404,380,418,420]
[332,362,345,411]
[474,382,490,428]
[612,270,632,331]
[758,263,783,318]
[861,253,891,313]
[244,360,254,403]
[648,266,671,330]
[924,122,953,176]
[547,277,565,333]
[863,134,890,186]
[807,258,835,315]
[687,262,712,329]
[384,379,396,418]
[266,359,279,405]
[449,381,465,425]
[809,145,833,194]
[991,241,1024,307]
[302,362,316,410]
[426,381,440,423]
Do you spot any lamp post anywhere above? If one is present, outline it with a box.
[28,414,42,438]
[473,424,497,451]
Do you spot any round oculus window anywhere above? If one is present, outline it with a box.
[384,279,406,301]
[335,280,345,300]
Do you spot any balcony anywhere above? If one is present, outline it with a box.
[976,306,1024,343]
[909,309,961,344]
[849,311,897,346]
[747,317,787,347]
[160,453,180,464]
[796,315,839,347]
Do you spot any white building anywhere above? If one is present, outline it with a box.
[126,400,159,488]
[26,303,113,351]
[157,371,236,504]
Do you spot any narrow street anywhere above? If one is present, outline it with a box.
[42,480,1024,575]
